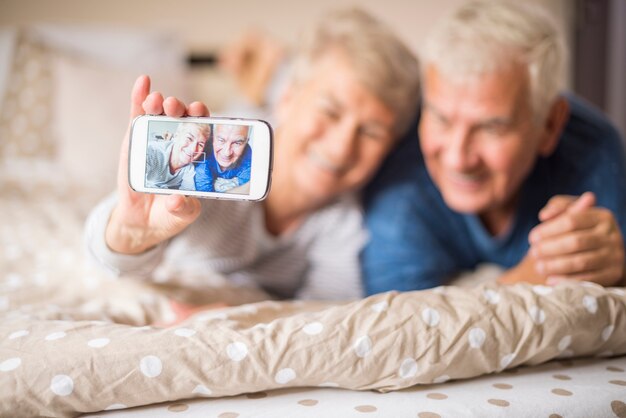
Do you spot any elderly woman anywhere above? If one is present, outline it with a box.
[145,122,210,190]
[85,9,420,300]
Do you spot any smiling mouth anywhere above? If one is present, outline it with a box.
[447,171,487,188]
[307,149,343,174]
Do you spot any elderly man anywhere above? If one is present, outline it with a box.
[194,124,252,193]
[362,0,626,293]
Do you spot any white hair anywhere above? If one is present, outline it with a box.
[422,0,566,122]
[288,8,421,135]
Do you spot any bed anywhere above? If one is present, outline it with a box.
[1,28,625,418]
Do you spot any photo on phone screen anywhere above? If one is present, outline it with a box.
[129,115,272,201]
[146,120,255,195]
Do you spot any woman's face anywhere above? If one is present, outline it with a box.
[274,51,397,206]
[172,124,209,167]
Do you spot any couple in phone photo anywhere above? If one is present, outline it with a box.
[145,122,252,194]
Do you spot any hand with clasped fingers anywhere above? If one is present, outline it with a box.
[499,192,625,286]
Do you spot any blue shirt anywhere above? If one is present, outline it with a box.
[195,145,252,192]
[362,95,626,295]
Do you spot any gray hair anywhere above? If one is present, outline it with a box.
[288,8,421,135]
[421,0,566,122]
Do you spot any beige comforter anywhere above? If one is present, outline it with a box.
[1,164,625,417]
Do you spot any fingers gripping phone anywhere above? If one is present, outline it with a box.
[129,115,273,201]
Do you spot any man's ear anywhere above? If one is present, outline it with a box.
[538,96,570,157]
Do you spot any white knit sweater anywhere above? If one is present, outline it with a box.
[84,193,367,300]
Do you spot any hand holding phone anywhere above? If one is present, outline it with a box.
[105,76,211,255]
[128,115,272,201]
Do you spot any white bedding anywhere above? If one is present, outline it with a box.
[83,356,626,418]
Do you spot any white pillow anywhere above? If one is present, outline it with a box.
[52,52,189,194]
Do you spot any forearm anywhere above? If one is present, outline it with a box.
[84,194,164,278]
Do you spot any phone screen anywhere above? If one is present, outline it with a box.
[145,120,255,196]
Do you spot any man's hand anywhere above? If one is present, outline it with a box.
[105,75,210,255]
[497,254,547,285]
[529,192,625,286]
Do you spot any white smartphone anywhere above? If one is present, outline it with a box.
[128,115,273,201]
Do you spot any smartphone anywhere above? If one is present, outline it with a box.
[128,115,273,201]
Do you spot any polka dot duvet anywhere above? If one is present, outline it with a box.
[1,282,625,417]
[1,167,625,417]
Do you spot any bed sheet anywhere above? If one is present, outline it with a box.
[82,356,626,418]
[2,161,626,418]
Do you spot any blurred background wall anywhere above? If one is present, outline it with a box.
[0,0,623,136]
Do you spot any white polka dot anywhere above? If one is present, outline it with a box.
[0,357,21,372]
[421,308,440,327]
[500,353,515,369]
[45,332,66,341]
[583,295,598,314]
[532,285,553,296]
[483,289,500,304]
[50,375,73,396]
[602,325,614,341]
[174,328,196,338]
[528,306,546,325]
[8,330,29,340]
[433,375,450,384]
[0,296,8,311]
[319,382,339,387]
[558,335,572,351]
[275,368,296,384]
[5,245,22,260]
[226,342,248,362]
[192,384,212,395]
[353,336,372,358]
[468,327,486,348]
[398,358,418,379]
[33,272,48,286]
[140,355,162,378]
[5,273,23,289]
[87,338,110,348]
[302,322,324,335]
[105,404,127,410]
[371,301,388,313]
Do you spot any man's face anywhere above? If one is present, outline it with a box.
[274,51,397,206]
[213,125,250,170]
[172,124,208,167]
[419,64,546,230]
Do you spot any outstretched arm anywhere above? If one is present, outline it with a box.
[105,75,210,255]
